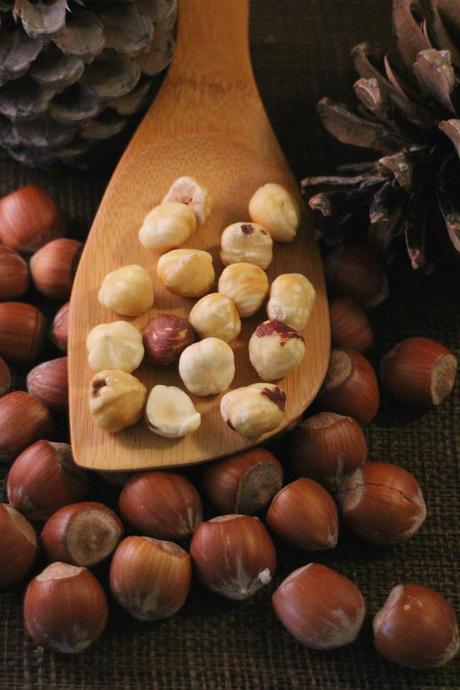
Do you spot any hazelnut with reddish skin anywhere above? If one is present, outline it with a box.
[325,243,389,308]
[329,296,374,353]
[0,503,38,589]
[50,302,69,352]
[119,471,203,541]
[266,478,339,550]
[0,302,46,366]
[0,391,54,462]
[0,356,12,397]
[7,441,90,521]
[381,337,457,407]
[374,583,459,669]
[249,320,305,381]
[143,314,194,366]
[272,563,366,649]
[27,356,68,411]
[0,245,29,299]
[202,448,283,515]
[190,514,277,600]
[289,412,368,489]
[30,238,82,300]
[317,349,380,424]
[336,462,426,545]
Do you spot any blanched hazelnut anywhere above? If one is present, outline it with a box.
[162,176,212,225]
[218,262,268,318]
[221,383,286,438]
[267,273,316,331]
[220,222,273,269]
[139,202,196,252]
[179,338,235,396]
[87,321,144,373]
[249,183,300,242]
[145,385,201,438]
[249,320,305,380]
[98,264,153,317]
[189,293,241,343]
[89,370,147,432]
[157,248,215,297]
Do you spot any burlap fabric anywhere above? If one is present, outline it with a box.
[0,1,458,688]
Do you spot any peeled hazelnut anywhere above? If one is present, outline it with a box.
[89,369,146,433]
[0,391,54,462]
[98,264,154,317]
[317,349,380,424]
[249,320,305,380]
[110,536,192,621]
[119,471,203,541]
[267,273,315,331]
[162,176,212,225]
[27,356,68,411]
[189,293,241,343]
[329,296,374,353]
[23,562,108,653]
[41,501,123,567]
[0,356,11,396]
[0,245,29,299]
[179,338,235,396]
[249,183,300,242]
[139,202,197,252]
[202,448,283,515]
[157,248,215,297]
[190,514,277,600]
[220,383,286,438]
[266,478,338,550]
[289,412,368,489]
[220,222,273,269]
[7,441,90,521]
[374,584,459,669]
[272,563,365,649]
[143,313,194,366]
[325,243,389,308]
[0,302,46,366]
[145,384,201,438]
[218,262,269,318]
[381,337,457,407]
[0,185,66,254]
[50,302,69,352]
[87,321,144,372]
[0,503,37,589]
[30,238,82,300]
[336,462,426,545]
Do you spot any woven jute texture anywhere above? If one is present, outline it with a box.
[0,1,459,688]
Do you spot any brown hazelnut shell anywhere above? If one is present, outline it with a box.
[0,503,38,589]
[0,391,55,462]
[30,238,82,300]
[329,296,374,353]
[27,357,68,411]
[0,302,46,366]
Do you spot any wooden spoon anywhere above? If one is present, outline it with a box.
[68,0,329,471]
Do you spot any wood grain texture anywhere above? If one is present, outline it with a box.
[68,0,330,471]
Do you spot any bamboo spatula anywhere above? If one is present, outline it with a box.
[68,0,329,471]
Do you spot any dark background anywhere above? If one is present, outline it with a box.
[1,1,459,689]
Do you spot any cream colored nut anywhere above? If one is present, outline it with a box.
[87,321,144,373]
[98,264,154,317]
[249,320,305,380]
[189,293,241,343]
[90,370,146,432]
[249,183,300,242]
[220,222,273,269]
[145,384,201,438]
[179,337,235,396]
[162,176,212,225]
[138,202,197,252]
[157,248,215,297]
[267,273,315,331]
[218,262,268,318]
[221,383,286,438]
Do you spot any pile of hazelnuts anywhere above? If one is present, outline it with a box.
[0,185,458,671]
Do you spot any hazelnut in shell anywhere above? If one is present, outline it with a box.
[189,293,241,343]
[218,262,268,318]
[249,320,305,381]
[190,514,277,600]
[329,296,374,353]
[50,302,69,352]
[248,183,300,242]
[0,391,54,462]
[23,562,108,653]
[143,314,194,366]
[98,264,154,317]
[89,369,147,433]
[221,383,286,439]
[267,273,316,332]
[157,248,215,297]
[220,221,273,269]
[0,356,11,397]
[0,302,46,366]
[87,321,144,373]
[336,462,426,545]
[325,243,389,308]
[162,176,212,225]
[0,503,37,589]
[272,563,365,649]
[27,356,68,411]
[202,448,283,515]
[179,337,235,396]
[0,245,29,299]
[30,238,82,300]
[110,536,192,621]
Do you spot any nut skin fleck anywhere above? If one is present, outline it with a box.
[91,379,106,397]
[241,224,255,235]
[255,320,304,344]
[261,387,286,411]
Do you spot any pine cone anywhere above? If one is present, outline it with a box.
[302,0,460,270]
[0,0,176,167]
